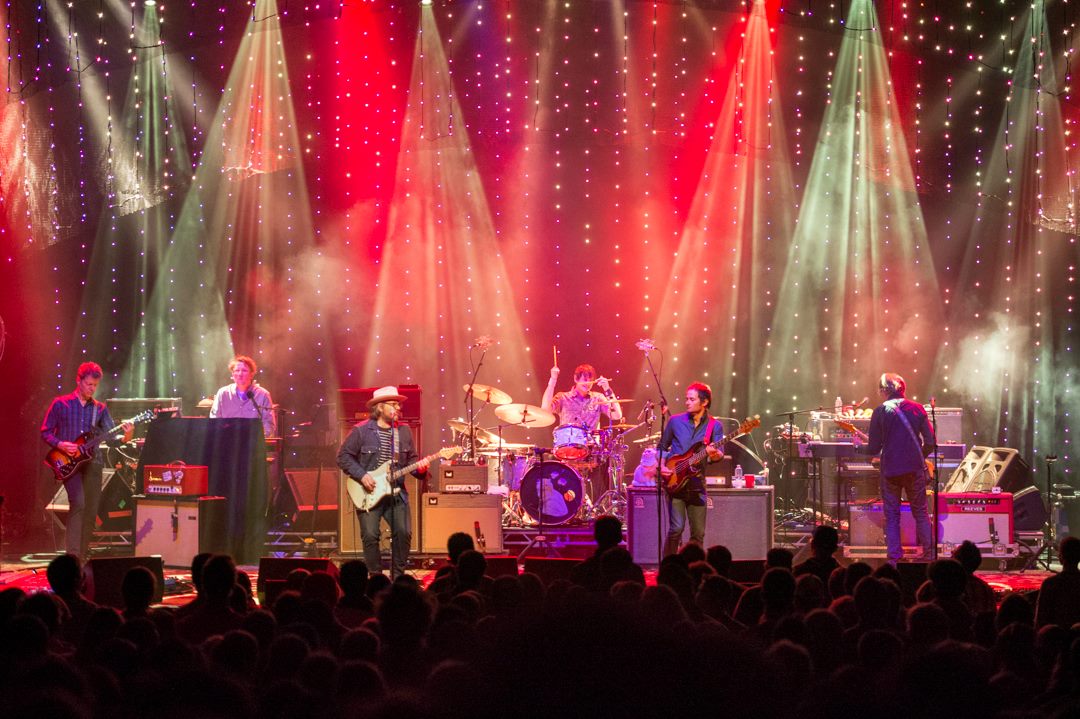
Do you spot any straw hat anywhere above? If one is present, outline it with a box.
[366,386,408,407]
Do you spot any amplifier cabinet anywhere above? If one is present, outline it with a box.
[421,493,504,554]
[850,492,1015,547]
[627,486,773,564]
[134,496,228,567]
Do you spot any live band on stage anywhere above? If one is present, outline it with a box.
[41,345,1052,575]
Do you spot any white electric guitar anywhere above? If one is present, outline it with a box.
[347,446,463,512]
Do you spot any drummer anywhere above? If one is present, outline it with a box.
[541,363,624,429]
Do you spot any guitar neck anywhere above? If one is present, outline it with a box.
[388,451,438,481]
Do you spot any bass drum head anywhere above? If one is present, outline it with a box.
[519,460,584,526]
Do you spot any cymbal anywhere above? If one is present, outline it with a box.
[634,432,661,444]
[494,403,557,428]
[446,419,499,444]
[463,383,513,405]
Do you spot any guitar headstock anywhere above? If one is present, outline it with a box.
[439,446,464,460]
[736,415,761,436]
[130,410,156,425]
[834,419,857,434]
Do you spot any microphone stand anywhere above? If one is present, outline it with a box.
[929,399,939,561]
[772,407,821,523]
[642,348,669,561]
[463,345,488,463]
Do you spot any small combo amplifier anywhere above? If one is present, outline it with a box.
[421,492,503,554]
[134,496,228,567]
[143,463,209,496]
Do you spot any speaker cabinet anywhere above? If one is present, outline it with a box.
[1012,486,1049,531]
[256,557,339,605]
[134,496,228,567]
[421,493,504,554]
[283,468,339,531]
[626,487,774,564]
[945,447,1033,494]
[85,556,165,608]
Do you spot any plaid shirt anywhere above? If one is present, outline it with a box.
[41,392,115,456]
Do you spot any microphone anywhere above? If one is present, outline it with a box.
[637,400,654,421]
[474,520,486,551]
[245,389,255,401]
[930,396,936,409]
[471,335,495,349]
[635,338,656,352]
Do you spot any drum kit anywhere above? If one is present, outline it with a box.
[451,383,652,527]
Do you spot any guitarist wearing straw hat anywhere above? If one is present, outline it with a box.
[658,382,724,557]
[337,386,430,578]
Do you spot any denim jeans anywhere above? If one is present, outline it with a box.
[881,471,931,563]
[664,496,707,557]
[358,494,412,578]
[65,464,103,559]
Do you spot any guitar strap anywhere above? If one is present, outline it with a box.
[886,399,928,479]
[703,416,718,447]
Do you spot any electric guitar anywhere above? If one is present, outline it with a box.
[834,419,935,479]
[44,410,155,482]
[347,446,463,512]
[662,416,761,496]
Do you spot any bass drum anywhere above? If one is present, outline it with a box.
[519,460,585,526]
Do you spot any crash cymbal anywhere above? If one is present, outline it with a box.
[634,432,661,444]
[463,383,513,405]
[446,419,499,444]
[494,403,557,428]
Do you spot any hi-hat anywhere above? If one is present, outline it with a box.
[494,403,557,428]
[463,383,513,405]
[446,419,499,445]
[634,432,661,444]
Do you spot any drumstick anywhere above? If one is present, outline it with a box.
[553,345,558,367]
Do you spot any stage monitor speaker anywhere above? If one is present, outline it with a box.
[421,493,504,554]
[626,487,774,564]
[946,446,1033,494]
[283,468,339,531]
[522,557,581,585]
[257,557,339,605]
[1012,486,1049,532]
[85,556,165,608]
[134,496,228,567]
[483,556,520,578]
[46,469,134,533]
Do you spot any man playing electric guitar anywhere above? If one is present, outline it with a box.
[40,362,133,559]
[658,382,723,557]
[337,386,430,578]
[853,373,937,565]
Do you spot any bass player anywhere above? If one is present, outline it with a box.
[337,386,429,578]
[40,362,133,560]
[658,382,723,557]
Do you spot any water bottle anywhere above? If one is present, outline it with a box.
[834,396,843,417]
[733,464,744,488]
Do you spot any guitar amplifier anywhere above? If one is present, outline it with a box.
[421,493,504,553]
[134,496,228,567]
[143,463,209,496]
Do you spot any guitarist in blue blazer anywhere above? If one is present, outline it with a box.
[337,386,429,578]
[658,382,724,557]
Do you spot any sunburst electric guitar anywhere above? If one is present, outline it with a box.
[44,410,155,482]
[662,416,761,495]
[833,419,935,479]
[347,446,463,512]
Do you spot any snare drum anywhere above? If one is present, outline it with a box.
[552,424,591,461]
[519,461,585,525]
[486,452,533,491]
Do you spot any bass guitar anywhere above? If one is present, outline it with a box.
[662,416,761,496]
[833,419,935,479]
[347,446,463,512]
[44,409,155,482]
